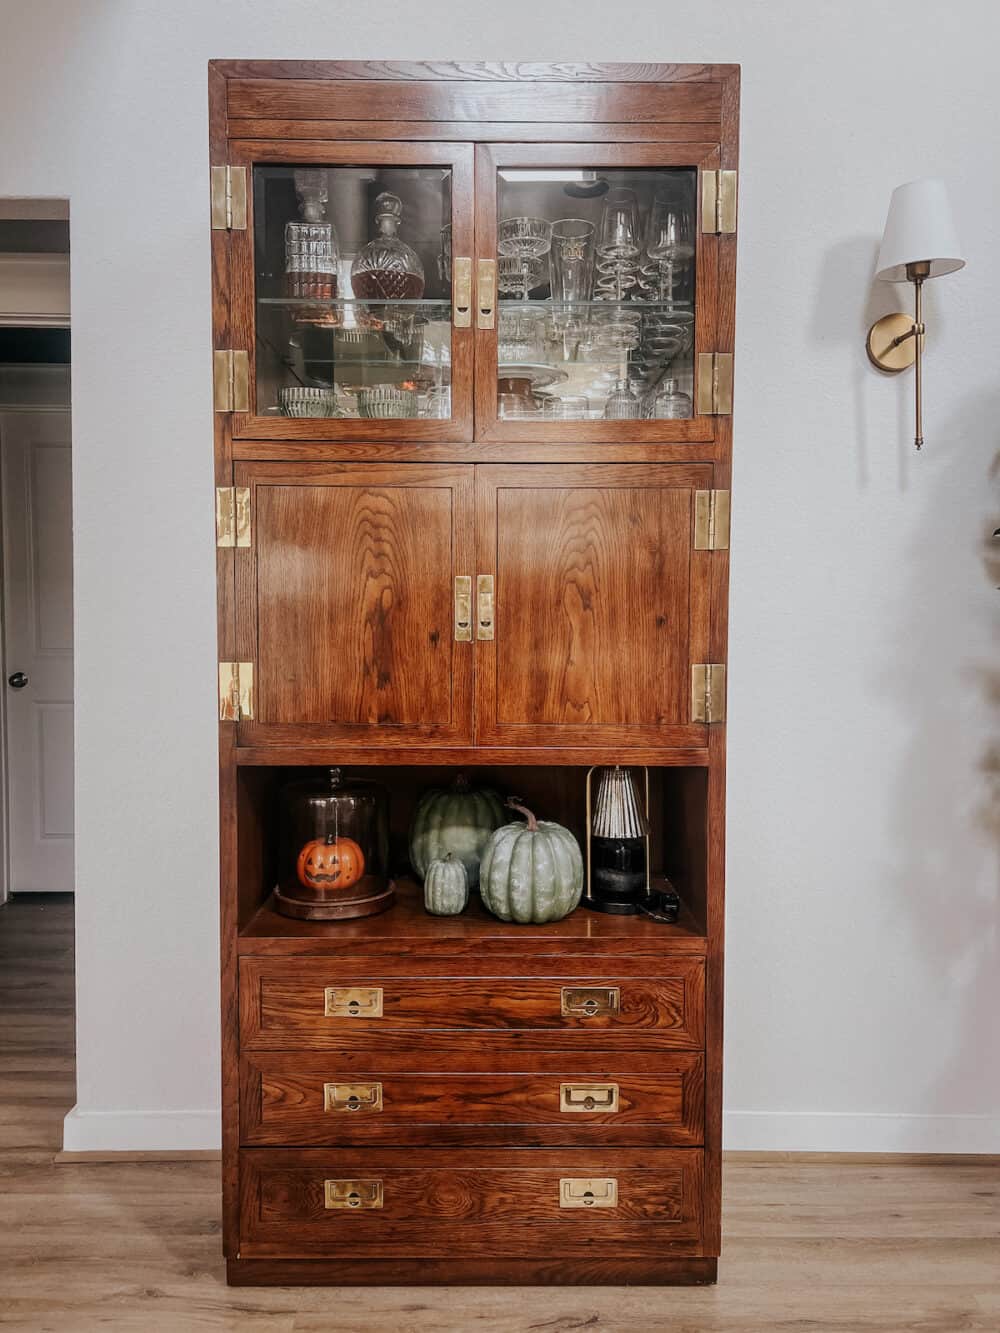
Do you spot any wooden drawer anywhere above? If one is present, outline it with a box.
[239,1148,705,1258]
[239,958,705,1052]
[240,1050,705,1147]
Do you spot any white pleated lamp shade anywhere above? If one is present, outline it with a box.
[875,178,965,282]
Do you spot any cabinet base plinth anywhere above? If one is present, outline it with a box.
[227,1256,718,1287]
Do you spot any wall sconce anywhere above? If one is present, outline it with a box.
[866,178,965,450]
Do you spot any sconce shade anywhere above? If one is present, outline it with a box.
[875,178,965,282]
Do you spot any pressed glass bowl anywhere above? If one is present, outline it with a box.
[357,386,418,419]
[279,387,341,418]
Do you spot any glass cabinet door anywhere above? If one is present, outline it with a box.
[475,144,722,443]
[228,142,474,440]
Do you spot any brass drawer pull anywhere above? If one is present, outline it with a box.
[560,986,620,1019]
[324,1178,383,1210]
[324,987,383,1019]
[560,1081,619,1113]
[559,1177,618,1209]
[324,1081,383,1114]
[453,256,472,328]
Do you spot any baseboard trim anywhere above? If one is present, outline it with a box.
[61,1104,221,1154]
[724,1110,1000,1154]
[54,1149,222,1164]
[723,1150,1000,1164]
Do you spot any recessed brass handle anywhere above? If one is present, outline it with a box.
[324,987,383,1019]
[559,1177,618,1209]
[477,258,496,330]
[453,257,472,328]
[560,986,620,1019]
[560,1082,620,1113]
[324,1082,383,1114]
[324,1178,383,1210]
[476,574,495,641]
[454,575,472,642]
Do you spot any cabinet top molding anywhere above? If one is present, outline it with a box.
[209,60,740,84]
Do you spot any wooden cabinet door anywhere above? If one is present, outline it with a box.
[234,463,473,747]
[475,464,714,748]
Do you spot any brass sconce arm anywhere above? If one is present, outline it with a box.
[866,259,932,450]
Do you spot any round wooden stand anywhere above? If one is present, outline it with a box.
[273,880,396,921]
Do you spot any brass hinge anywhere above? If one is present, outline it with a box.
[215,487,251,548]
[210,165,247,230]
[213,349,250,413]
[692,664,727,724]
[694,490,731,551]
[701,169,737,234]
[696,352,734,416]
[218,661,254,722]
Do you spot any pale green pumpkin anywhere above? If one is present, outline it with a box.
[479,801,584,924]
[423,854,469,916]
[409,775,506,887]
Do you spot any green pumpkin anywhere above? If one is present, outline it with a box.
[479,801,584,924]
[423,854,469,916]
[409,775,506,887]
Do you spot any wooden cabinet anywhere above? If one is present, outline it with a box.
[213,60,738,1289]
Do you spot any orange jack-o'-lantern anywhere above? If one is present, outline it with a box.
[296,835,365,892]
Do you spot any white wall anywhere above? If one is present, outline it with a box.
[0,0,996,1153]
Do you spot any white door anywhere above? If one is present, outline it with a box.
[1,411,73,895]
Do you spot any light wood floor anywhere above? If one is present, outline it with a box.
[1,895,997,1331]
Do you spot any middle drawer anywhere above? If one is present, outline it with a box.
[240,1050,705,1147]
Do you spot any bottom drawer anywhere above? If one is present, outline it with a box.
[239,1148,705,1259]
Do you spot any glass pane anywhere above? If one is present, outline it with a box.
[496,168,696,422]
[254,165,453,420]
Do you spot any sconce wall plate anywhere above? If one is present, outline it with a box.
[866,311,922,374]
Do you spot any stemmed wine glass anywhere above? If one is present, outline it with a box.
[643,191,694,305]
[594,189,641,301]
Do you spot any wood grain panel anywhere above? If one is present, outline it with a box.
[239,958,705,1051]
[234,463,473,746]
[227,80,722,126]
[228,120,721,145]
[476,463,712,747]
[241,1051,704,1146]
[239,1147,705,1256]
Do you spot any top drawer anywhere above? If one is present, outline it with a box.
[240,958,705,1052]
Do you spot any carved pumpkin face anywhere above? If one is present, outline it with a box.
[296,836,365,892]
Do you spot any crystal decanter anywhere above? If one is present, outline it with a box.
[284,169,339,301]
[351,192,425,300]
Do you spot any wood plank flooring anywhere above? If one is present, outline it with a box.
[1,895,998,1331]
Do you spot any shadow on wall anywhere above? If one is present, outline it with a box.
[882,386,1000,1131]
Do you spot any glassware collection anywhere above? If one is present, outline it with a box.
[494,171,697,420]
[256,165,696,421]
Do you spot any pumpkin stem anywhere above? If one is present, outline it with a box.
[505,797,538,832]
[325,832,336,845]
[452,773,471,792]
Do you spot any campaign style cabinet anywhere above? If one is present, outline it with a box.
[211,60,739,1287]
